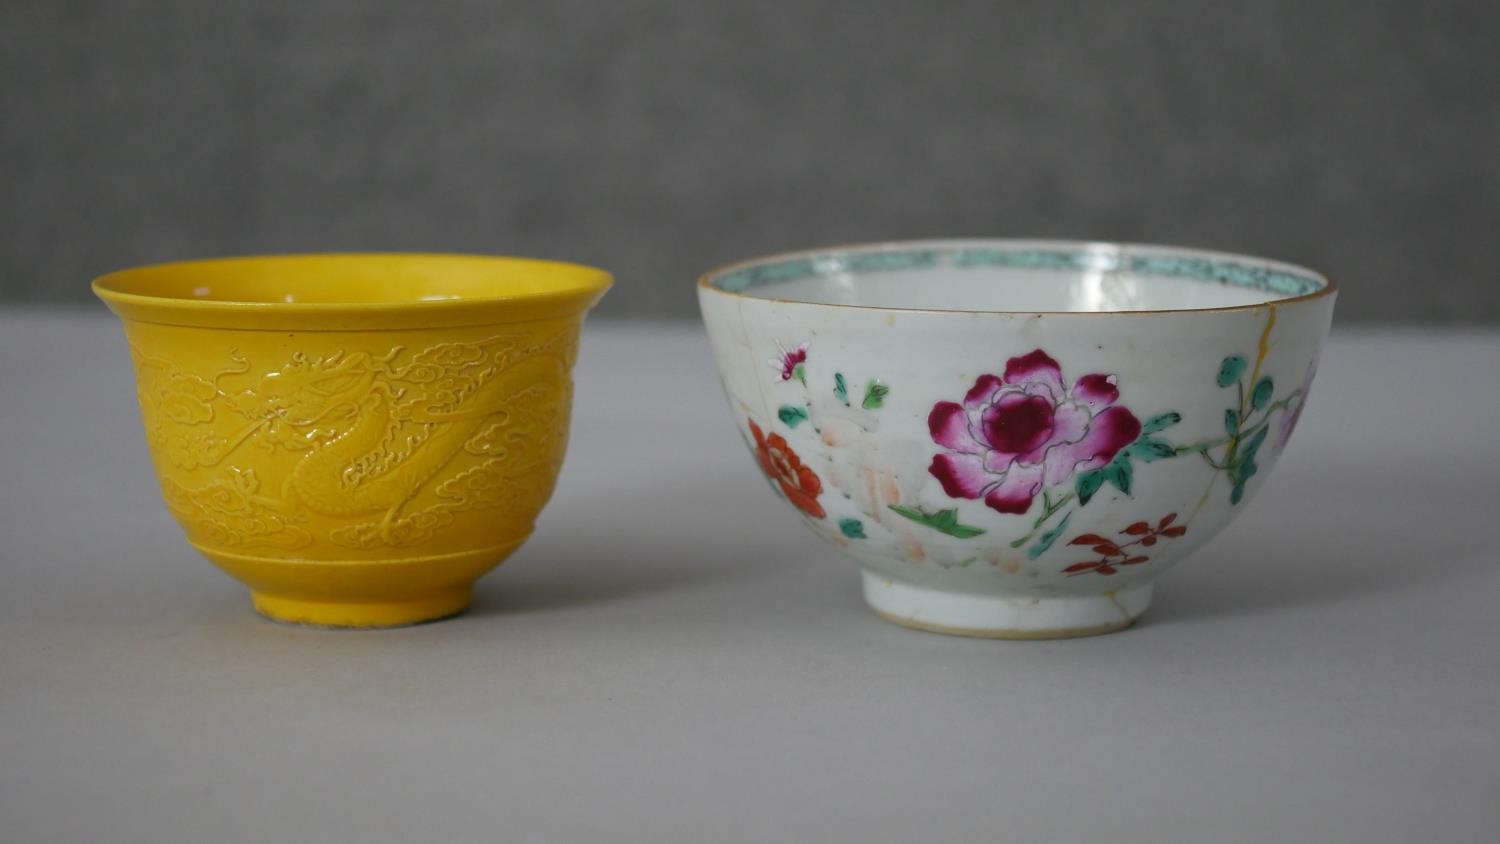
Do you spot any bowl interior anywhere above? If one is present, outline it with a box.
[94,253,611,306]
[706,241,1330,313]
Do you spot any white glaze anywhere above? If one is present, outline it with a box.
[700,239,1336,638]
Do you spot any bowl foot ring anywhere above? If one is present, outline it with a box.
[861,570,1152,640]
[251,588,473,629]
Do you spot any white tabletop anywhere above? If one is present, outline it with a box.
[2,311,1497,843]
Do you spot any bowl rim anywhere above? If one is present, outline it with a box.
[697,238,1337,316]
[93,252,614,330]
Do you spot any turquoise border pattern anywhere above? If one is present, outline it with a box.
[714,246,1323,298]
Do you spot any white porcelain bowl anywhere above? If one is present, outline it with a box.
[698,240,1336,638]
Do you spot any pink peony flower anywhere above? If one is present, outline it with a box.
[927,350,1142,514]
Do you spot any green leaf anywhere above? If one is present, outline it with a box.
[957,557,977,568]
[1242,425,1269,460]
[887,505,986,539]
[862,380,889,410]
[1076,469,1107,505]
[792,362,807,386]
[1224,408,1240,436]
[1226,446,1261,498]
[1026,511,1072,560]
[833,372,849,406]
[1224,452,1260,506]
[1217,355,1247,388]
[1127,437,1178,462]
[1226,452,1244,485]
[777,404,809,428]
[838,518,866,539]
[1104,455,1134,495]
[1140,411,1182,434]
[1250,376,1274,411]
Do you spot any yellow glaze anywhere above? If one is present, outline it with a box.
[95,254,612,627]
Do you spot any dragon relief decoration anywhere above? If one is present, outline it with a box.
[131,330,576,552]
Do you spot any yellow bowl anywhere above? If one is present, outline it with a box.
[94,254,612,627]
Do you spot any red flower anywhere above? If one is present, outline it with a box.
[1063,513,1186,576]
[749,418,825,519]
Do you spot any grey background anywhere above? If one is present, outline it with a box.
[3,313,1497,842]
[3,0,1497,321]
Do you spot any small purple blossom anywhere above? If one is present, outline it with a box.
[769,341,809,383]
[1276,360,1318,450]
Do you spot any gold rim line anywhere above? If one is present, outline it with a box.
[696,237,1337,317]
